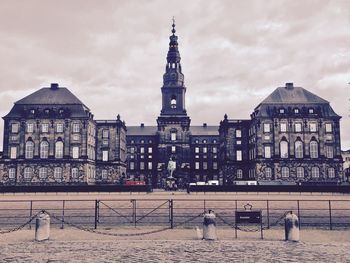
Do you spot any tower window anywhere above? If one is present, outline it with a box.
[171,95,177,109]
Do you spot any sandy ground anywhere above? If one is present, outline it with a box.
[0,227,350,262]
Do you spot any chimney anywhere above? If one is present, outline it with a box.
[140,123,144,128]
[285,82,294,90]
[50,83,59,90]
[203,123,207,127]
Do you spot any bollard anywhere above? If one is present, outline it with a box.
[284,211,299,242]
[35,211,50,241]
[203,210,217,240]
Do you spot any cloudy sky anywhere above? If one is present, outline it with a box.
[0,0,350,149]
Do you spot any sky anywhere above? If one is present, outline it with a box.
[0,0,349,149]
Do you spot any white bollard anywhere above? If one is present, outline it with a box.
[35,211,50,241]
[284,211,299,242]
[203,210,217,240]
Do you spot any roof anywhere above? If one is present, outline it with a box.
[190,126,219,136]
[15,86,87,107]
[261,84,328,105]
[127,126,157,136]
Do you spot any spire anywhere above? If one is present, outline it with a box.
[163,17,184,87]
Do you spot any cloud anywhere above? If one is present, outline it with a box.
[0,0,350,149]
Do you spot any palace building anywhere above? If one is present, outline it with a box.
[0,22,343,186]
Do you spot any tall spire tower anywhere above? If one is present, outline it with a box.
[158,18,188,119]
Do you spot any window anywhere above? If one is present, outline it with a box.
[171,132,176,141]
[140,162,145,170]
[41,123,49,133]
[280,123,287,132]
[102,150,109,161]
[40,141,49,159]
[281,167,289,178]
[140,147,145,154]
[212,147,217,154]
[311,167,320,178]
[72,147,79,159]
[148,147,152,153]
[310,122,317,132]
[130,162,135,170]
[140,140,145,144]
[10,146,17,159]
[295,140,303,158]
[203,139,207,143]
[54,167,63,180]
[237,169,243,179]
[102,170,108,180]
[72,123,80,133]
[280,140,288,158]
[294,108,299,114]
[265,168,272,178]
[39,167,48,179]
[8,168,16,179]
[236,140,241,145]
[279,108,285,114]
[195,162,200,170]
[236,150,242,161]
[171,96,177,109]
[294,123,302,132]
[25,141,34,159]
[130,147,135,154]
[56,123,64,133]
[27,123,34,133]
[148,162,152,170]
[195,147,199,153]
[236,129,242,138]
[213,162,218,170]
[297,167,304,178]
[55,141,63,158]
[263,123,271,133]
[71,168,79,178]
[203,162,208,170]
[24,167,33,179]
[325,123,332,133]
[203,147,207,154]
[310,141,318,158]
[171,146,176,153]
[102,130,109,138]
[325,146,333,158]
[264,146,271,158]
[11,123,19,133]
[328,168,335,178]
[309,108,314,114]
[73,134,80,141]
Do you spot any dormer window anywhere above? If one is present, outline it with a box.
[309,108,314,114]
[294,108,299,114]
[171,95,177,109]
[279,108,285,114]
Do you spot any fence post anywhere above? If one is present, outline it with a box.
[169,199,174,229]
[94,200,99,229]
[266,200,270,229]
[329,200,333,230]
[29,200,33,229]
[297,200,301,230]
[61,200,65,229]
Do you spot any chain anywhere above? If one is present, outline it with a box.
[46,211,204,237]
[0,211,41,235]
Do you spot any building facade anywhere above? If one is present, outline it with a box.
[0,22,343,186]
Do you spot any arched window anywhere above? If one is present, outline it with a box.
[281,167,289,177]
[24,167,33,180]
[310,140,318,158]
[296,167,304,178]
[236,169,243,179]
[55,140,63,159]
[54,167,63,180]
[265,167,272,178]
[39,167,48,179]
[25,140,34,159]
[40,140,49,159]
[295,140,303,158]
[171,95,177,109]
[311,167,319,178]
[280,139,289,158]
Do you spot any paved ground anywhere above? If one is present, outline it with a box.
[1,239,349,263]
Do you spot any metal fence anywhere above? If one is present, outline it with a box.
[0,199,349,231]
